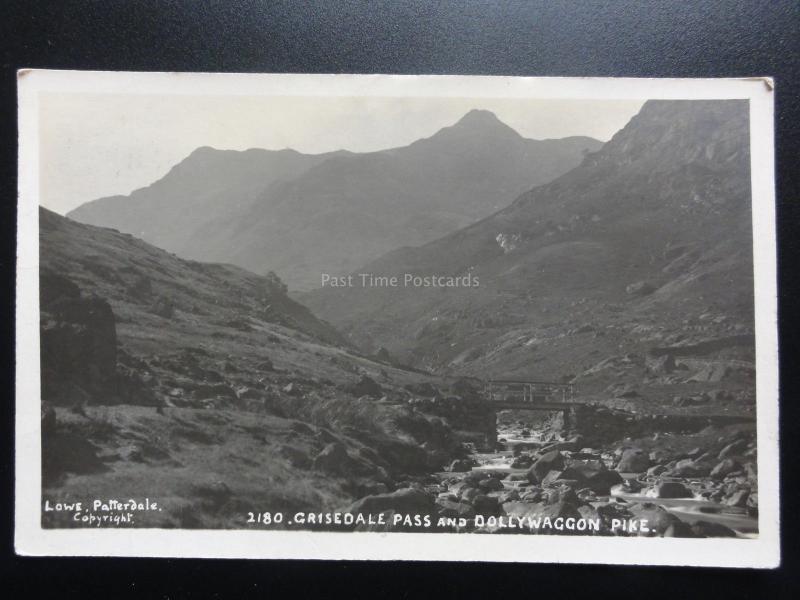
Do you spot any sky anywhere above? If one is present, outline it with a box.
[39,94,644,215]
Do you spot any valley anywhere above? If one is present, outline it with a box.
[40,100,758,538]
[302,100,755,414]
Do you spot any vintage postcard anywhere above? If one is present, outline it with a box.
[15,71,779,566]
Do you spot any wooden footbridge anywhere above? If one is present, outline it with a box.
[483,379,579,410]
[471,379,583,449]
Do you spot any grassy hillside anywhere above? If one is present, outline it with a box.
[40,208,469,527]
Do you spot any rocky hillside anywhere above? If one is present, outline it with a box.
[68,111,601,290]
[304,100,755,412]
[40,209,483,527]
[41,206,345,351]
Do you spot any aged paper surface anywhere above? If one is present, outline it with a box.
[16,71,779,566]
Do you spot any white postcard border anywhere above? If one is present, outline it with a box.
[16,71,779,567]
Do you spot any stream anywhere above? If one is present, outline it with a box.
[431,422,759,537]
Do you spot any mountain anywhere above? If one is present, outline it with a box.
[67,147,343,264]
[303,100,756,408]
[39,208,474,526]
[68,111,602,290]
[41,206,345,349]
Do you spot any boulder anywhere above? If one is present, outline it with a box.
[667,459,710,477]
[472,494,501,516]
[528,501,584,532]
[719,439,749,460]
[710,458,740,479]
[262,270,288,295]
[542,485,580,506]
[40,291,118,405]
[512,443,537,456]
[560,462,623,494]
[436,498,475,519]
[627,502,686,536]
[527,450,564,483]
[724,488,750,507]
[595,502,635,532]
[662,521,697,537]
[652,481,692,499]
[616,448,650,473]
[477,477,504,493]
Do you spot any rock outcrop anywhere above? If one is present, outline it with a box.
[40,272,118,405]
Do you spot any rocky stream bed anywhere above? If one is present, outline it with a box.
[342,418,759,538]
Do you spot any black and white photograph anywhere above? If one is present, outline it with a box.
[14,72,779,566]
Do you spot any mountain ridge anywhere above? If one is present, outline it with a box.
[302,99,754,401]
[67,110,602,290]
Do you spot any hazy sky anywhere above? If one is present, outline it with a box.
[39,94,644,214]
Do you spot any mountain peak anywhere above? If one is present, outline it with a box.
[423,109,523,145]
[453,109,520,134]
[455,109,503,125]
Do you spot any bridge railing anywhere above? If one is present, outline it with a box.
[484,379,575,404]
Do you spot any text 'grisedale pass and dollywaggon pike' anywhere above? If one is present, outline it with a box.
[15,72,779,566]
